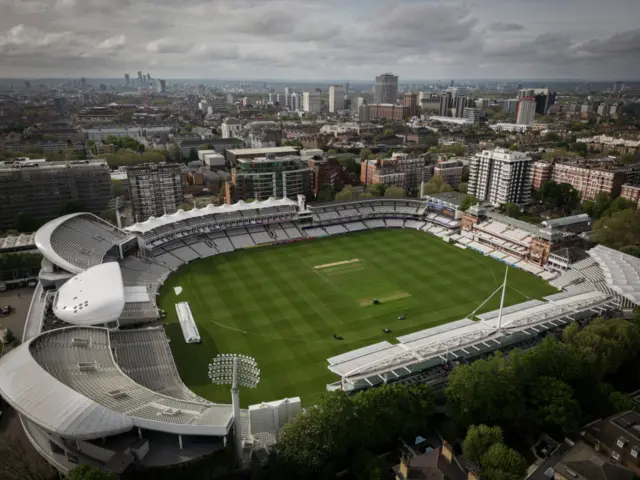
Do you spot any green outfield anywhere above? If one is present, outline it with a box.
[158,229,556,407]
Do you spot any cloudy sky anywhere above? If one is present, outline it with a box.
[1,0,639,80]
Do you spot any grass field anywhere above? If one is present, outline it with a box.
[158,229,556,407]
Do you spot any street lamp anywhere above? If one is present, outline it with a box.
[208,354,260,461]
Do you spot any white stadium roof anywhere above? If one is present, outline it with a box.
[0,327,234,439]
[53,263,125,325]
[126,197,299,234]
[35,213,89,274]
[587,245,640,305]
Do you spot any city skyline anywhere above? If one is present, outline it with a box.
[0,0,639,80]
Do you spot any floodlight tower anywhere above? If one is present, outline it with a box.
[208,354,260,462]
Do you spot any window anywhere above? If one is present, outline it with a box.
[612,451,620,461]
[617,438,627,449]
[631,448,639,459]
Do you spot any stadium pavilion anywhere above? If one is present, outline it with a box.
[1,194,638,475]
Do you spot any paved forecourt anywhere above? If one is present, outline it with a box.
[158,229,556,407]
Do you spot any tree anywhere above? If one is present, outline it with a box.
[14,211,40,233]
[359,192,375,199]
[544,132,561,142]
[188,148,198,160]
[609,391,636,413]
[100,209,117,225]
[366,184,385,197]
[0,436,55,480]
[3,328,15,345]
[440,183,454,193]
[111,179,125,198]
[384,186,406,198]
[501,202,521,218]
[359,148,373,160]
[316,184,336,202]
[529,376,581,435]
[480,443,527,480]
[382,129,394,138]
[539,181,580,214]
[458,182,468,194]
[60,200,85,215]
[618,153,637,165]
[593,209,640,250]
[462,425,504,465]
[459,195,479,212]
[335,186,355,202]
[67,464,116,480]
[179,203,194,211]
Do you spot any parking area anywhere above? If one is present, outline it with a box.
[0,287,34,340]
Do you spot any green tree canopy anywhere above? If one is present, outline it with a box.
[316,184,336,202]
[384,186,406,198]
[462,424,504,465]
[365,184,386,197]
[111,179,125,198]
[359,148,373,160]
[458,182,468,194]
[539,180,580,214]
[335,185,355,202]
[592,209,640,250]
[480,443,527,480]
[67,464,116,480]
[14,211,40,233]
[459,195,479,212]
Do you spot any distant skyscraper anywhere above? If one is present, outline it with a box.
[124,73,130,87]
[284,87,290,106]
[302,91,321,114]
[329,85,345,113]
[344,82,350,93]
[403,93,419,118]
[516,93,536,125]
[613,81,625,92]
[290,92,300,111]
[226,93,234,105]
[137,71,143,87]
[439,92,452,117]
[374,73,399,104]
[54,97,69,116]
[156,79,166,93]
[80,77,86,89]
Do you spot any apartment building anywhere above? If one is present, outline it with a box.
[620,184,640,206]
[0,159,111,229]
[360,153,432,192]
[221,118,243,139]
[302,91,322,114]
[329,85,345,113]
[126,163,184,222]
[225,155,313,203]
[307,157,344,196]
[532,161,553,190]
[551,162,633,201]
[468,148,533,206]
[434,158,464,189]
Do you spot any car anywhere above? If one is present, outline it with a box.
[0,305,11,316]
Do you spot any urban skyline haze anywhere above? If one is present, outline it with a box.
[0,0,639,80]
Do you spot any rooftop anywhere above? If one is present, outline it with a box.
[227,147,299,156]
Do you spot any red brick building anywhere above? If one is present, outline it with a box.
[434,159,464,189]
[403,93,419,118]
[551,162,632,201]
[532,161,552,190]
[367,103,410,121]
[360,153,432,192]
[621,184,640,206]
[307,157,344,196]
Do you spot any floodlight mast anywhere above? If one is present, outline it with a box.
[208,354,260,463]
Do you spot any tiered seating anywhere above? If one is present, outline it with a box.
[154,252,183,270]
[171,246,200,263]
[50,215,132,270]
[404,220,426,230]
[345,222,367,232]
[190,241,218,258]
[385,219,404,228]
[305,227,327,237]
[250,231,273,245]
[120,301,158,319]
[284,227,303,239]
[395,205,418,214]
[29,327,233,427]
[110,329,205,402]
[229,234,256,249]
[213,237,234,253]
[318,211,340,221]
[339,208,359,218]
[325,224,348,235]
[364,219,385,229]
[271,227,289,242]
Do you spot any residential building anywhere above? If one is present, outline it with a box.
[307,157,344,195]
[368,104,410,121]
[516,94,536,125]
[126,163,183,222]
[54,97,69,116]
[577,135,640,156]
[532,161,552,190]
[248,132,278,149]
[75,108,120,125]
[374,73,399,104]
[360,152,431,193]
[329,85,345,113]
[582,410,640,477]
[225,146,299,165]
[302,91,321,114]
[439,92,452,117]
[221,118,243,139]
[0,159,111,229]
[403,93,419,118]
[551,161,633,201]
[358,104,371,123]
[464,107,483,124]
[393,440,466,480]
[621,184,640,206]
[225,155,313,203]
[518,88,556,115]
[434,158,464,189]
[468,148,533,206]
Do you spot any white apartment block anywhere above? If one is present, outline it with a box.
[221,118,243,139]
[329,85,345,113]
[302,92,321,114]
[468,148,533,206]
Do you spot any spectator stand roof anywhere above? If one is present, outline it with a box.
[126,198,301,234]
[587,245,640,305]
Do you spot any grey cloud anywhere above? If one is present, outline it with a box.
[488,21,524,32]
